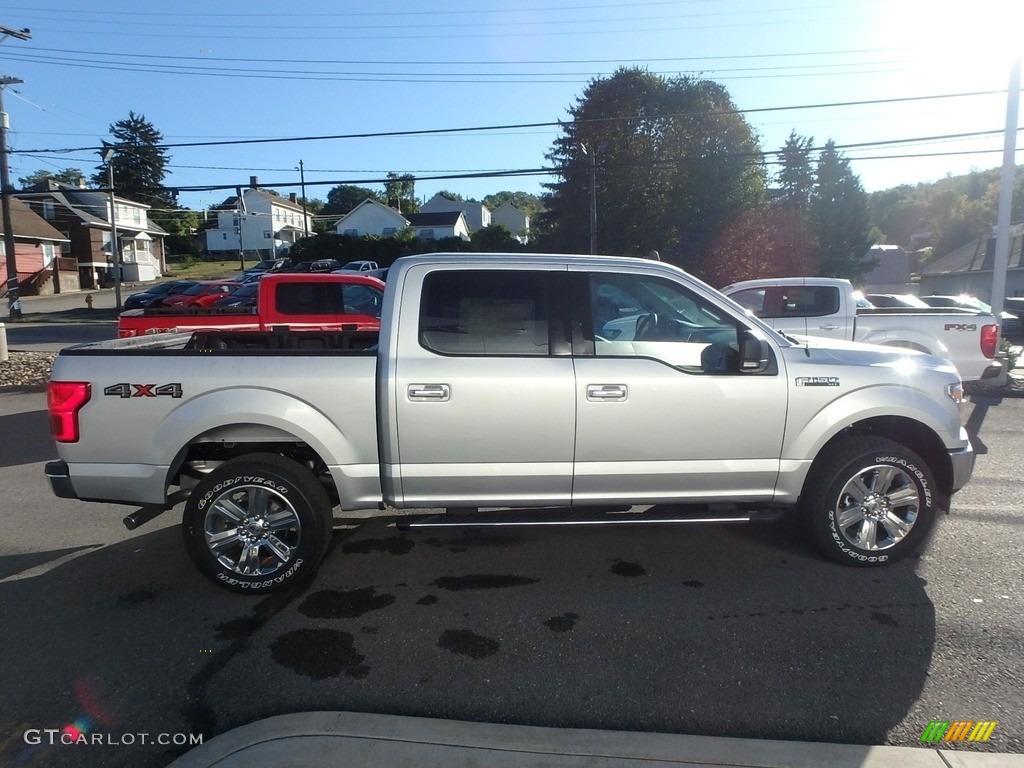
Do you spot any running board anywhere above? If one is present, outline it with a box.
[395,506,784,531]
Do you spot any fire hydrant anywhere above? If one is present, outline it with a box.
[85,293,94,311]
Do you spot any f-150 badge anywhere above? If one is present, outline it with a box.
[795,376,840,387]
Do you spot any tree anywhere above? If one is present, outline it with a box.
[18,167,86,189]
[322,185,383,217]
[91,112,171,209]
[775,132,816,210]
[471,223,523,252]
[482,190,544,219]
[384,172,418,213]
[536,67,765,272]
[812,140,875,280]
[434,190,469,202]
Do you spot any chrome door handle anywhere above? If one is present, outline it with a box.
[587,384,627,401]
[408,384,450,401]
[818,324,840,331]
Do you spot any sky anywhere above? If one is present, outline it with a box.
[1,0,1022,219]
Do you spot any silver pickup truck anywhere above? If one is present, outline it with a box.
[45,254,975,592]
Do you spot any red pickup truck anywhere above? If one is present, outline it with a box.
[118,273,384,338]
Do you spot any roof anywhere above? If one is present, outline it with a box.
[213,188,308,213]
[20,182,168,236]
[406,211,464,227]
[921,224,1024,276]
[0,196,69,242]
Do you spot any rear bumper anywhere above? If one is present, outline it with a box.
[45,460,78,499]
[980,361,1003,380]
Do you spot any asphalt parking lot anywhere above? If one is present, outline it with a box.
[0,383,1021,768]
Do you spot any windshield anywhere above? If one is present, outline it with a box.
[182,284,207,296]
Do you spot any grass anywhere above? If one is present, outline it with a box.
[163,258,252,281]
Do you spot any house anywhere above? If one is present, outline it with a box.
[334,200,471,241]
[204,177,314,259]
[918,224,1024,300]
[420,193,491,233]
[861,244,913,294]
[0,196,74,295]
[491,202,530,242]
[404,211,470,241]
[335,199,409,238]
[22,180,167,289]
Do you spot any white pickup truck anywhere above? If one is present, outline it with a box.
[45,254,975,592]
[721,277,1001,382]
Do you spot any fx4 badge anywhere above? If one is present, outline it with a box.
[104,382,183,399]
[795,376,840,387]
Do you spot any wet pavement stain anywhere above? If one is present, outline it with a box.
[871,611,899,627]
[430,574,538,591]
[214,616,262,640]
[544,612,579,632]
[271,628,370,680]
[610,561,646,577]
[341,537,415,555]
[437,629,500,659]
[116,588,161,607]
[298,587,396,619]
[682,580,704,588]
[416,594,439,606]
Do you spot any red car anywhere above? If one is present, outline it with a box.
[162,281,242,309]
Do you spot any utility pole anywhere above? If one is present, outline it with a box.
[100,147,122,311]
[990,57,1021,346]
[0,25,31,320]
[298,160,309,237]
[236,185,245,270]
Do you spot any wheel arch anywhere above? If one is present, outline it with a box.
[809,416,953,507]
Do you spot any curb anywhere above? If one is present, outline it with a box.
[166,712,1024,768]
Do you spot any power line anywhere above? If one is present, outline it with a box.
[10,91,1015,155]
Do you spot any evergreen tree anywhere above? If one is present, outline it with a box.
[812,140,875,279]
[91,112,171,209]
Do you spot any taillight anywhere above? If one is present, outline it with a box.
[48,382,91,443]
[118,329,136,338]
[980,323,999,359]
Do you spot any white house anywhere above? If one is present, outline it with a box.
[491,202,530,242]
[420,193,491,233]
[334,199,471,241]
[335,199,409,237]
[205,179,313,258]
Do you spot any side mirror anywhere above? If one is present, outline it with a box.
[739,330,772,373]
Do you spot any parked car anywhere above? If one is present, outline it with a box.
[213,281,258,308]
[47,253,975,592]
[242,258,289,276]
[339,260,379,272]
[920,295,1021,337]
[284,259,341,273]
[333,266,389,282]
[123,281,198,310]
[721,277,1001,382]
[162,281,241,309]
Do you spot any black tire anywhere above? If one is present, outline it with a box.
[182,453,334,593]
[802,437,937,566]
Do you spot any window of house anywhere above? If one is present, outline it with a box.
[42,201,55,220]
[264,230,272,240]
[588,273,742,374]
[419,270,549,356]
[382,227,396,236]
[419,229,435,239]
[343,228,359,236]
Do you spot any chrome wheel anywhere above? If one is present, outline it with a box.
[832,463,920,552]
[203,484,302,577]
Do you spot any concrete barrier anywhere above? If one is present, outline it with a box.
[0,322,7,363]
